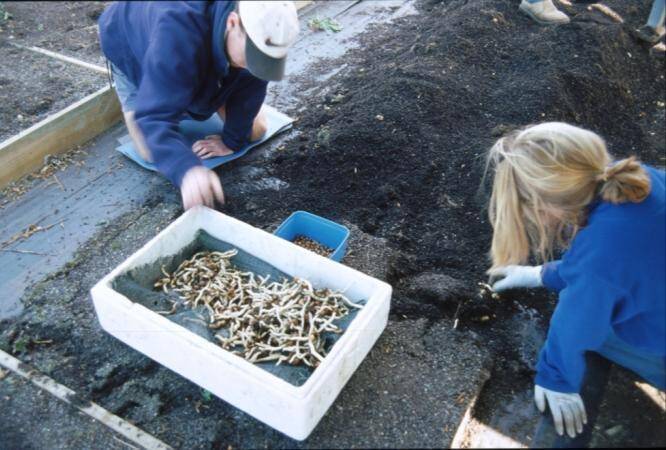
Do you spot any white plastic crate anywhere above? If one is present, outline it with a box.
[90,206,391,440]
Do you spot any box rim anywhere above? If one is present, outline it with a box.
[92,206,391,400]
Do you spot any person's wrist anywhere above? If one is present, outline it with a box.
[177,164,197,187]
[527,265,543,287]
[184,165,206,175]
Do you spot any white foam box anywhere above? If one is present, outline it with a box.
[90,206,392,440]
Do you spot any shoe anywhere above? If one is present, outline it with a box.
[635,24,666,44]
[519,0,570,25]
[650,41,666,56]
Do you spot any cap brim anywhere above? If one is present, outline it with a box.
[245,37,286,82]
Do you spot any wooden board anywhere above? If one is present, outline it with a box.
[295,1,314,10]
[10,42,108,74]
[0,0,313,189]
[0,349,172,449]
[0,85,122,189]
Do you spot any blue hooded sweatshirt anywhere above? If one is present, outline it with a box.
[98,1,268,186]
[537,166,666,392]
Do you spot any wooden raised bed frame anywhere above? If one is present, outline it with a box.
[0,0,313,190]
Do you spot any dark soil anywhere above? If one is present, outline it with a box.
[228,0,665,315]
[1,0,665,447]
[221,0,665,446]
[0,1,109,65]
[590,364,666,447]
[0,41,106,141]
[0,370,129,449]
[0,197,492,448]
[0,1,108,142]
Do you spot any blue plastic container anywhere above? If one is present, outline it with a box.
[274,211,350,262]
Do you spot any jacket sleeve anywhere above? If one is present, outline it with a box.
[132,11,206,187]
[541,260,566,292]
[535,273,621,392]
[221,71,268,151]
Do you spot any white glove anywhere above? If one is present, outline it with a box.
[535,384,587,438]
[488,265,543,292]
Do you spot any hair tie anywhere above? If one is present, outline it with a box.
[597,161,621,183]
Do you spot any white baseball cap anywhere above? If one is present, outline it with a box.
[238,1,300,81]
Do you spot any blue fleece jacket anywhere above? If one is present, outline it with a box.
[537,166,666,392]
[98,1,268,186]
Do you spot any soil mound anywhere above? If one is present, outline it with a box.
[229,0,665,322]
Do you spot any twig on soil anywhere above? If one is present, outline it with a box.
[193,400,210,414]
[37,150,89,180]
[0,183,27,207]
[452,300,463,330]
[588,3,624,23]
[52,174,65,191]
[0,249,57,257]
[0,220,65,250]
[0,148,87,205]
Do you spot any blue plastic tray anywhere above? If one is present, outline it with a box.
[274,211,350,262]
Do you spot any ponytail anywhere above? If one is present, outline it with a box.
[488,139,531,269]
[598,156,651,204]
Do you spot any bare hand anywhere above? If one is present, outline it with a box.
[192,135,234,159]
[180,166,225,210]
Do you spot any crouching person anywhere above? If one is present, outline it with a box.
[98,1,299,209]
[485,122,665,438]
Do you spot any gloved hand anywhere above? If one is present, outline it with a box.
[535,384,587,438]
[488,265,543,292]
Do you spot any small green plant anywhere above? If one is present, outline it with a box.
[316,126,331,147]
[308,17,342,33]
[201,389,213,402]
[12,336,28,353]
[0,3,12,22]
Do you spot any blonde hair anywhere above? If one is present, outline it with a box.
[487,122,651,270]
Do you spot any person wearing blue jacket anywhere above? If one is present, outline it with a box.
[98,1,299,209]
[484,122,665,438]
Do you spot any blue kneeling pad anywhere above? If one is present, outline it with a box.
[116,105,293,171]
